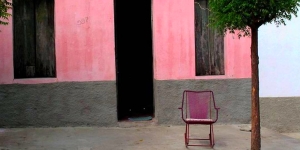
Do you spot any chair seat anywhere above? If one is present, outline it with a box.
[185,118,214,124]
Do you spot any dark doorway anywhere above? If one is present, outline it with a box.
[114,0,154,120]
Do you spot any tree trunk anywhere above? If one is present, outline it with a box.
[250,27,261,150]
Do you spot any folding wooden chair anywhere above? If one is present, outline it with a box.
[178,90,220,148]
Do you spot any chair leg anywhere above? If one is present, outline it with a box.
[184,123,214,147]
[210,124,215,147]
[185,124,189,146]
[209,124,212,147]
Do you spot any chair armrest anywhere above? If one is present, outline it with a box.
[214,107,220,122]
[214,107,220,111]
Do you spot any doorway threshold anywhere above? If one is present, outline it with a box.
[128,116,152,121]
[118,117,158,128]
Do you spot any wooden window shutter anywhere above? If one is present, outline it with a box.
[195,0,224,76]
[13,0,55,78]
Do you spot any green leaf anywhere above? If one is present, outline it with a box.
[208,0,300,36]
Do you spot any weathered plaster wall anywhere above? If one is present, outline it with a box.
[0,9,13,83]
[0,0,116,84]
[0,0,253,128]
[259,9,300,97]
[152,0,252,126]
[0,81,117,127]
[152,0,251,80]
[260,97,300,132]
[258,9,300,132]
[1,0,251,84]
[1,1,118,128]
[154,79,251,125]
[55,0,115,82]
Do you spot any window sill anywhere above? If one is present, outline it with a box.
[195,75,232,80]
[13,78,58,84]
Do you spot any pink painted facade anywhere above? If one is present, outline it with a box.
[153,0,251,80]
[0,0,251,84]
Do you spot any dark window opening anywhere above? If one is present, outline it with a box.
[195,0,224,76]
[13,0,55,78]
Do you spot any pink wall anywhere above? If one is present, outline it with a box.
[152,0,251,80]
[224,33,251,79]
[0,9,13,84]
[0,0,251,84]
[0,0,116,84]
[56,0,115,82]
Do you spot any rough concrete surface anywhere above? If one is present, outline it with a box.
[0,81,118,127]
[260,97,300,132]
[0,124,299,150]
[282,133,300,140]
[154,79,251,125]
[0,79,251,128]
[1,79,300,135]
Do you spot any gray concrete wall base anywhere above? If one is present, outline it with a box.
[0,81,118,127]
[154,79,251,125]
[0,79,257,128]
[261,97,300,133]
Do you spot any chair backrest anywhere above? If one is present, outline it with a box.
[182,90,217,120]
